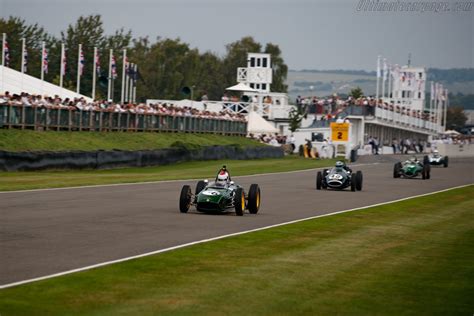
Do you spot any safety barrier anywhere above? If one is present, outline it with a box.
[0,104,247,135]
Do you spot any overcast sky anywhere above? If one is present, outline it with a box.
[1,0,473,70]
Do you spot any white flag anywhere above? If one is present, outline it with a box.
[382,59,388,82]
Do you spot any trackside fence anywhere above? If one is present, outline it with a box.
[0,104,247,135]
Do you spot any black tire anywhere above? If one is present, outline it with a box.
[316,172,322,190]
[423,155,429,165]
[351,174,356,192]
[356,171,363,191]
[322,169,329,188]
[195,180,206,195]
[179,185,192,213]
[247,184,261,214]
[444,156,449,168]
[426,164,431,179]
[393,162,401,178]
[234,188,245,216]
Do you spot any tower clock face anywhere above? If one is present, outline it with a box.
[250,69,267,83]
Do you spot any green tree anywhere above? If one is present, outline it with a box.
[349,86,364,99]
[264,43,288,93]
[223,37,262,89]
[288,104,308,132]
[0,17,53,80]
[446,106,468,129]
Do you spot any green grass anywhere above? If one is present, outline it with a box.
[0,130,262,152]
[1,186,472,315]
[0,156,338,191]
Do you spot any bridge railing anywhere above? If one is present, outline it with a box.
[0,104,247,135]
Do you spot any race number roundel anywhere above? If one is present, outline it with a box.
[330,122,349,142]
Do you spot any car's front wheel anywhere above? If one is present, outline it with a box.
[393,162,402,178]
[316,172,322,190]
[234,188,245,216]
[179,185,192,213]
[351,174,357,192]
[247,184,261,214]
[444,156,449,168]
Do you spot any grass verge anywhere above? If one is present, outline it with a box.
[0,186,472,315]
[0,156,338,191]
[0,130,262,152]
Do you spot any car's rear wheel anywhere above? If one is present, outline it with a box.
[179,185,192,213]
[351,174,356,191]
[425,164,431,179]
[444,156,449,168]
[195,180,206,195]
[247,184,261,214]
[234,188,245,216]
[393,162,401,178]
[316,172,322,190]
[356,171,363,191]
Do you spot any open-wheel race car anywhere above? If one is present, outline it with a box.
[179,166,261,216]
[393,156,431,179]
[427,149,448,167]
[316,161,363,192]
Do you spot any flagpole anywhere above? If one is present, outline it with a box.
[132,64,137,103]
[1,33,5,93]
[387,65,392,100]
[92,47,97,100]
[443,88,448,132]
[126,62,133,103]
[125,62,130,103]
[382,58,386,100]
[60,43,64,89]
[21,38,26,73]
[376,55,380,102]
[1,33,5,66]
[121,49,126,104]
[76,44,81,94]
[40,41,45,82]
[107,49,112,101]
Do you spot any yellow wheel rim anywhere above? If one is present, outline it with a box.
[256,192,260,208]
[241,192,245,211]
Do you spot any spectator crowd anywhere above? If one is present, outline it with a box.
[0,91,247,122]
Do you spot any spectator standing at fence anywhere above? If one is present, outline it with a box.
[391,138,398,154]
[373,137,379,155]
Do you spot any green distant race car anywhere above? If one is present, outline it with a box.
[179,166,261,216]
[393,156,431,179]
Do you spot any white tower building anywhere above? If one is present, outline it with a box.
[237,53,272,93]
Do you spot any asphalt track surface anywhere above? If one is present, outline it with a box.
[1,158,473,286]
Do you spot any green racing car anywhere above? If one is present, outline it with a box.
[179,166,261,216]
[393,156,431,179]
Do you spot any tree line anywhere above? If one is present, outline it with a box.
[0,15,288,102]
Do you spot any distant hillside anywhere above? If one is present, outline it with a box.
[286,68,474,108]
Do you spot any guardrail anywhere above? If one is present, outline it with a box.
[0,104,247,135]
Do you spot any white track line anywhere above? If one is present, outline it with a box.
[1,183,471,290]
[0,162,378,194]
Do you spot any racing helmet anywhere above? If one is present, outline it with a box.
[216,171,229,186]
[433,149,439,157]
[335,161,345,168]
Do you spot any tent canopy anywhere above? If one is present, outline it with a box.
[443,129,461,135]
[247,111,278,134]
[226,82,258,92]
